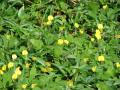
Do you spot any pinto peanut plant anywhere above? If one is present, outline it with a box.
[0,0,120,90]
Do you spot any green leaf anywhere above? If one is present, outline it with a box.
[59,1,68,11]
[2,35,18,48]
[66,54,76,59]
[37,58,45,66]
[18,5,25,19]
[114,79,120,85]
[38,75,50,87]
[88,11,97,19]
[0,48,5,60]
[99,0,104,4]
[2,70,12,88]
[54,46,63,57]
[29,66,37,82]
[96,82,113,90]
[34,87,41,90]
[30,39,43,50]
[9,37,19,48]
[87,1,99,19]
[88,1,99,13]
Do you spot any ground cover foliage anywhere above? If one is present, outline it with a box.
[0,0,120,90]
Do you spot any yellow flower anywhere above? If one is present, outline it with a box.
[91,38,95,42]
[8,62,14,69]
[12,73,18,80]
[32,56,37,61]
[95,34,101,40]
[116,62,120,68]
[31,83,37,88]
[79,29,84,34]
[96,29,101,34]
[48,15,54,21]
[103,5,108,10]
[41,67,48,73]
[91,66,97,72]
[12,67,21,80]
[12,54,17,60]
[25,63,31,69]
[57,39,64,45]
[115,35,120,38]
[46,20,52,25]
[95,29,101,40]
[45,62,51,67]
[95,33,101,40]
[98,55,105,62]
[74,23,79,28]
[64,40,69,45]
[97,24,103,30]
[22,84,27,89]
[2,65,6,71]
[15,67,21,75]
[0,70,4,75]
[47,67,54,72]
[67,80,73,87]
[22,50,28,56]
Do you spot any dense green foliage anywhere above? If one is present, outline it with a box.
[0,0,120,90]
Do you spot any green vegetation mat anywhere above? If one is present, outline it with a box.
[0,0,120,90]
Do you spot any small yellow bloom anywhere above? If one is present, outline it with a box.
[95,29,101,40]
[46,20,52,25]
[45,62,51,67]
[64,40,69,45]
[8,62,14,69]
[22,50,28,56]
[47,67,54,72]
[91,66,97,72]
[91,38,95,42]
[48,15,54,21]
[103,5,108,10]
[41,67,48,73]
[22,84,27,89]
[31,83,37,88]
[98,55,105,62]
[95,33,101,40]
[25,63,31,69]
[2,65,6,71]
[67,80,73,87]
[57,39,64,45]
[15,67,21,75]
[116,62,120,68]
[32,56,37,61]
[12,73,18,80]
[97,24,103,30]
[96,29,101,34]
[74,23,79,28]
[79,29,84,34]
[0,70,4,75]
[12,54,17,60]
[115,35,120,38]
